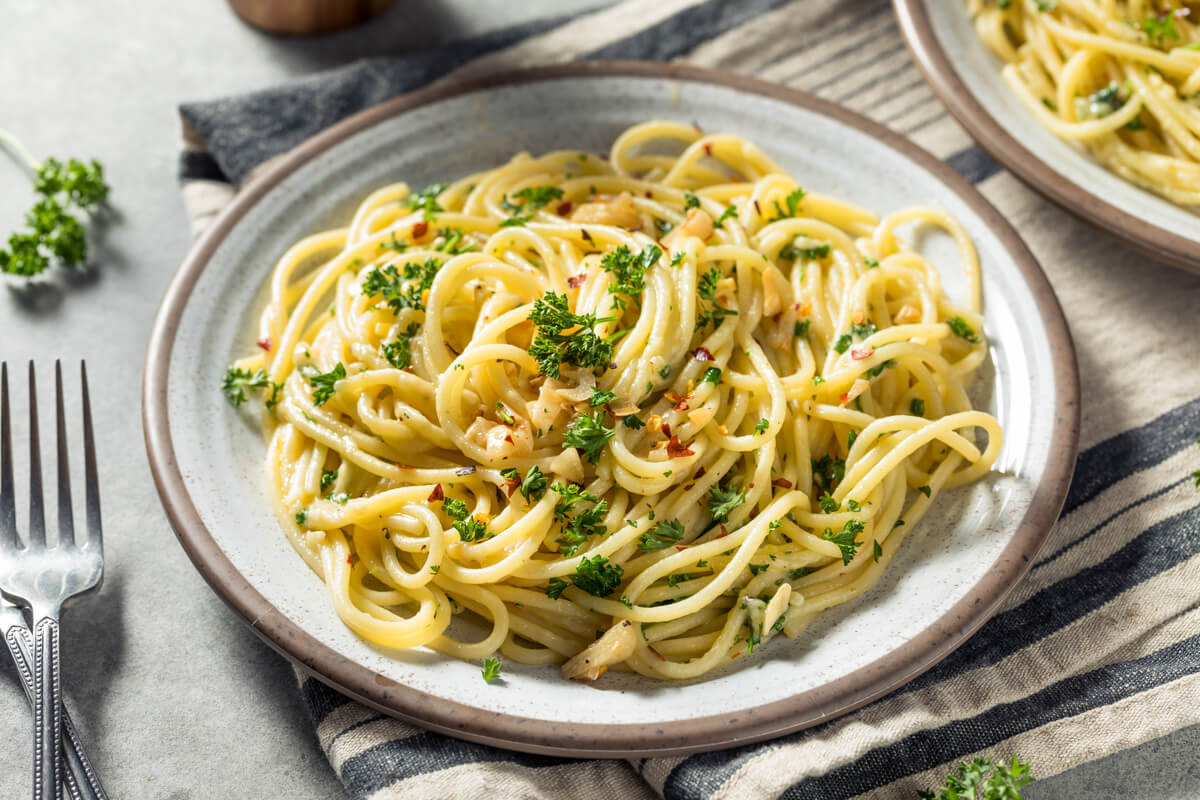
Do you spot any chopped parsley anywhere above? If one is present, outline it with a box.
[403,181,449,220]
[707,483,746,523]
[494,403,515,425]
[833,333,852,354]
[715,204,738,226]
[812,454,846,495]
[500,185,563,214]
[570,555,624,597]
[769,188,805,221]
[481,657,502,682]
[557,497,609,556]
[823,519,864,565]
[748,563,768,576]
[602,244,660,309]
[638,518,686,551]
[873,540,883,562]
[1140,10,1179,46]
[517,466,548,502]
[696,267,737,331]
[910,398,925,417]
[702,367,722,384]
[546,577,570,599]
[683,191,701,211]
[754,418,769,435]
[320,469,338,493]
[362,257,442,313]
[865,358,896,379]
[794,319,811,338]
[781,238,831,261]
[590,388,616,407]
[818,492,840,514]
[563,410,615,464]
[947,316,982,343]
[918,485,932,498]
[433,227,478,254]
[294,511,307,526]
[442,497,492,542]
[623,415,645,430]
[381,322,421,369]
[308,363,346,407]
[527,292,615,378]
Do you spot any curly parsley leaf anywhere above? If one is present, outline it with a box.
[591,388,616,407]
[516,465,548,503]
[639,518,686,551]
[1140,10,1180,46]
[362,257,442,313]
[683,191,701,211]
[812,453,846,495]
[563,410,615,464]
[527,292,615,379]
[546,577,570,599]
[707,483,746,523]
[781,238,830,261]
[696,267,738,331]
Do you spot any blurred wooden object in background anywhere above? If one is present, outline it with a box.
[227,0,397,35]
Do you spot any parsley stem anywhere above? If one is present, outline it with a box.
[0,128,41,173]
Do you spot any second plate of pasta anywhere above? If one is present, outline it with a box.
[895,0,1200,274]
[144,63,1078,756]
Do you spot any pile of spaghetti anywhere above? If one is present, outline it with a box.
[969,0,1200,206]
[223,120,1001,682]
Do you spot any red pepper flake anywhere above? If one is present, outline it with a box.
[839,392,850,403]
[695,467,706,479]
[674,398,690,412]
[661,423,673,439]
[649,647,667,661]
[346,555,355,566]
[692,347,714,362]
[412,221,429,239]
[556,200,573,216]
[567,274,586,289]
[427,484,444,502]
[664,390,691,411]
[256,337,273,352]
[503,477,519,498]
[753,199,761,216]
[399,465,414,470]
[581,229,594,244]
[851,347,875,360]
[771,478,793,489]
[716,524,729,539]
[666,435,695,458]
[703,142,713,157]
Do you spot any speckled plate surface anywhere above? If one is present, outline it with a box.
[143,62,1079,757]
[895,0,1200,275]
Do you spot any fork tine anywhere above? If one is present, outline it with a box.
[27,362,45,547]
[55,361,75,549]
[80,362,102,551]
[0,363,15,545]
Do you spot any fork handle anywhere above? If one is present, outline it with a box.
[32,616,64,800]
[3,623,108,800]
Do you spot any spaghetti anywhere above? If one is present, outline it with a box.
[223,121,1002,681]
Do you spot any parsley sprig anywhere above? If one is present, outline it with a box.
[823,519,864,565]
[0,130,110,277]
[481,656,502,682]
[696,268,738,331]
[221,367,281,407]
[527,292,615,378]
[382,322,421,369]
[404,181,449,220]
[918,756,1033,800]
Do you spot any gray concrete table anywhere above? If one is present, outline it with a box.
[0,2,1196,797]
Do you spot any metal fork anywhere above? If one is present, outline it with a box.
[0,362,105,800]
[2,600,107,799]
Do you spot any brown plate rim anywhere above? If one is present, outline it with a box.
[893,0,1200,276]
[142,60,1080,758]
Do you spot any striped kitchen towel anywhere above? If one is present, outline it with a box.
[178,1,1200,798]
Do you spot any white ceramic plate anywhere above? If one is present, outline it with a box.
[143,63,1079,757]
[895,0,1200,275]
